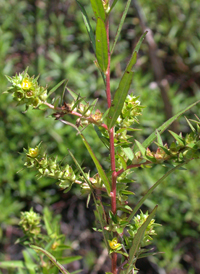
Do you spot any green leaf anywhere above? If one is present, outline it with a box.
[0,261,36,270]
[168,130,185,146]
[107,71,134,129]
[141,100,200,150]
[123,147,134,161]
[93,199,110,251]
[117,154,127,170]
[126,32,147,72]
[111,0,145,54]
[154,142,171,155]
[185,116,196,132]
[67,150,93,190]
[30,245,70,274]
[81,135,111,194]
[110,0,119,11]
[127,163,186,223]
[22,250,35,274]
[67,87,80,100]
[44,212,53,236]
[56,256,82,264]
[156,129,163,146]
[135,140,146,156]
[5,75,12,82]
[94,125,110,149]
[125,206,158,274]
[76,1,96,52]
[120,190,135,195]
[90,0,105,21]
[47,79,67,98]
[22,67,29,79]
[95,18,108,73]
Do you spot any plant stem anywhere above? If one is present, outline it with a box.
[105,17,117,274]
[43,101,108,129]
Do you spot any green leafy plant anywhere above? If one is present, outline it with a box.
[0,207,81,274]
[1,0,200,273]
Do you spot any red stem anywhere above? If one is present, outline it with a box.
[105,18,117,274]
[43,102,108,130]
[116,161,151,177]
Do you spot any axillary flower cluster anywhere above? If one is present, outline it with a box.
[5,69,47,108]
[24,144,105,193]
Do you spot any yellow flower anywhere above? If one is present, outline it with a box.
[108,238,121,250]
[28,147,39,158]
[21,79,32,90]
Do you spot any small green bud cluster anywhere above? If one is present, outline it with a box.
[24,145,76,190]
[116,95,143,128]
[71,101,103,126]
[5,69,47,108]
[132,122,200,166]
[80,173,105,194]
[24,145,106,193]
[127,211,157,247]
[19,208,41,238]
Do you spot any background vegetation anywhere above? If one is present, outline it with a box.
[0,0,200,273]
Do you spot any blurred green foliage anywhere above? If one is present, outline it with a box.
[0,0,200,273]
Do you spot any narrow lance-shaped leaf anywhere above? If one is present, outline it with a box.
[111,0,134,54]
[125,206,158,274]
[93,199,110,251]
[30,245,70,274]
[110,0,119,11]
[22,250,35,274]
[47,79,67,98]
[135,140,146,157]
[90,0,105,21]
[81,135,111,194]
[168,130,185,146]
[55,256,82,264]
[140,100,200,150]
[67,149,93,190]
[94,125,110,149]
[126,31,148,72]
[107,71,134,129]
[96,18,108,73]
[185,116,196,132]
[0,261,36,270]
[76,1,96,52]
[156,129,163,146]
[127,163,186,223]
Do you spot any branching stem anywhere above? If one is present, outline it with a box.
[116,161,151,177]
[43,102,108,129]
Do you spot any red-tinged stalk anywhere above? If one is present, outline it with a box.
[43,102,108,130]
[116,161,151,177]
[105,17,117,274]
